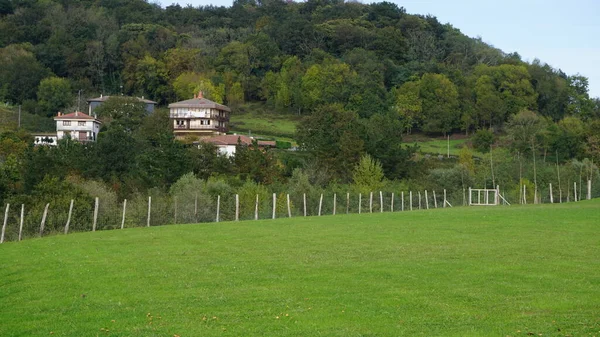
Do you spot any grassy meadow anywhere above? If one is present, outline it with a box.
[1,201,599,336]
[229,112,299,139]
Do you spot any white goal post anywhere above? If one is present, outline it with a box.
[468,186,510,206]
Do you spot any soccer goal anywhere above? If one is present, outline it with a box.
[468,187,510,206]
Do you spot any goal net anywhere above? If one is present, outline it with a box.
[468,188,500,206]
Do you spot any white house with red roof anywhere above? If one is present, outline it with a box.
[54,111,102,142]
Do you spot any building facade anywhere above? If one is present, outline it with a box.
[168,92,231,140]
[54,111,101,142]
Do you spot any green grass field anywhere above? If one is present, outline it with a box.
[1,201,599,336]
[229,113,299,139]
[403,135,472,156]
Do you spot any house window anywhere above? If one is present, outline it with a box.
[78,121,85,126]
[63,121,71,126]
[200,119,211,125]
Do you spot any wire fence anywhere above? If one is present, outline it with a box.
[1,179,598,244]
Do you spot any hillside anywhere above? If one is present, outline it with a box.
[1,201,599,336]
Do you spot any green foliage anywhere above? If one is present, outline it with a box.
[352,154,385,194]
[172,72,225,103]
[94,96,147,132]
[419,73,460,134]
[296,104,364,180]
[472,129,495,153]
[36,77,72,117]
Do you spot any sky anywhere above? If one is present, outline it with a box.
[169,0,600,98]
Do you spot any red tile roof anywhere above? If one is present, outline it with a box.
[54,111,97,120]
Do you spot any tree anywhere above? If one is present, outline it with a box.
[352,154,385,194]
[301,59,357,112]
[36,77,73,117]
[296,104,364,180]
[472,129,495,153]
[172,72,225,103]
[473,75,504,128]
[419,73,460,135]
[506,109,545,202]
[0,44,50,104]
[391,81,422,134]
[94,96,147,132]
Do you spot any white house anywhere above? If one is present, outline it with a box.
[168,92,231,140]
[54,111,101,142]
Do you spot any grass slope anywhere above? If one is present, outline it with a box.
[1,201,599,336]
[229,112,299,140]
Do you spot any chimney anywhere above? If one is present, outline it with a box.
[58,111,61,117]
[100,94,103,98]
[198,91,203,99]
[75,111,79,116]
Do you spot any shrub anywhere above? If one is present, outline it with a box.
[472,129,495,153]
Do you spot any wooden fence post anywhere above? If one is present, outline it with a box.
[401,192,404,211]
[409,191,413,211]
[379,191,383,213]
[433,190,438,208]
[443,189,447,208]
[303,193,307,217]
[255,194,259,220]
[574,182,577,202]
[235,194,239,221]
[468,187,472,206]
[523,185,527,204]
[425,190,429,210]
[287,194,291,218]
[1,203,9,243]
[147,196,151,227]
[18,204,24,241]
[333,193,336,215]
[216,195,221,222]
[39,203,49,237]
[587,180,592,200]
[121,199,127,229]
[93,197,99,231]
[391,193,394,212]
[318,193,323,216]
[346,192,350,214]
[418,191,422,210]
[496,185,500,205]
[272,193,276,219]
[369,192,373,213]
[359,193,362,214]
[549,183,553,204]
[64,199,73,234]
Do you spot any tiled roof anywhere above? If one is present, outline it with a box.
[168,97,231,112]
[54,111,97,120]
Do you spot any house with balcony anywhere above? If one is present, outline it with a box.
[54,111,101,142]
[168,92,230,140]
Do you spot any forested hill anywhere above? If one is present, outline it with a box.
[1,0,598,132]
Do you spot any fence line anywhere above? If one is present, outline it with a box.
[1,180,598,243]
